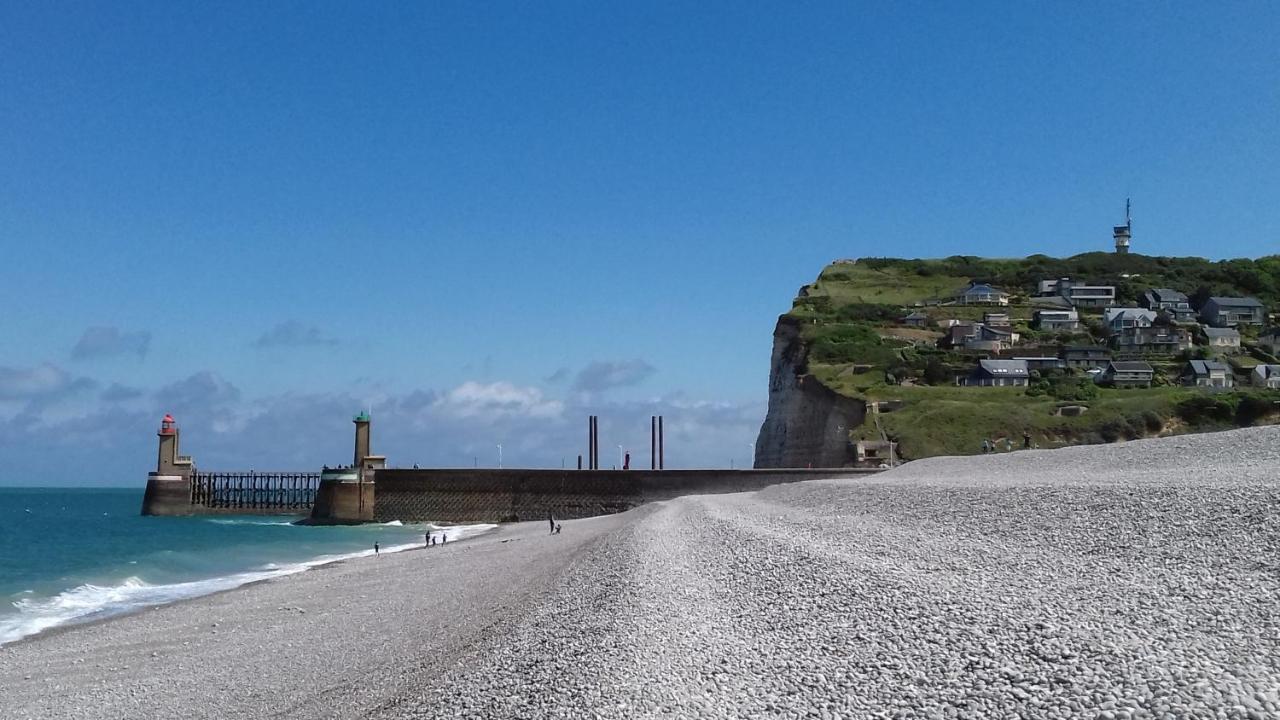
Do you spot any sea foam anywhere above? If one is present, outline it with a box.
[0,522,497,646]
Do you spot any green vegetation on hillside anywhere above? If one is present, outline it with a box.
[788,253,1280,460]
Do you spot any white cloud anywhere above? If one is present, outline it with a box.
[434,381,564,420]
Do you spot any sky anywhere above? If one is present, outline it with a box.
[1,2,1278,484]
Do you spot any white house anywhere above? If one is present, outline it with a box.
[1252,364,1280,389]
[1202,327,1241,353]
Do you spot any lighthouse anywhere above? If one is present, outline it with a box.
[1113,199,1132,254]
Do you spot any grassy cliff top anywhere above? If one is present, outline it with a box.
[782,253,1280,460]
[792,253,1280,316]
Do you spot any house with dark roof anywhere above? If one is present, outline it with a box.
[1098,360,1154,388]
[956,283,1010,306]
[1202,326,1241,353]
[1103,307,1157,333]
[1200,297,1265,327]
[1143,288,1190,311]
[1182,359,1234,388]
[1110,326,1192,355]
[901,310,931,327]
[1059,345,1112,370]
[1251,364,1280,389]
[941,323,1019,352]
[963,359,1030,387]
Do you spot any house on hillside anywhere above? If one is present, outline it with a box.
[1061,283,1117,308]
[1033,309,1080,331]
[1143,288,1197,322]
[963,359,1030,387]
[1060,345,1112,370]
[1103,307,1157,333]
[1252,364,1280,389]
[1110,326,1192,355]
[1182,359,1234,388]
[1041,278,1116,308]
[1098,360,1154,388]
[982,311,1011,327]
[1143,288,1190,311]
[1014,356,1066,372]
[1200,297,1265,327]
[1037,278,1068,296]
[1259,328,1280,355]
[1202,327,1241,354]
[901,310,930,327]
[956,283,1010,306]
[942,323,1019,352]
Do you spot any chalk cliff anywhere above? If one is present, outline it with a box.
[754,315,866,468]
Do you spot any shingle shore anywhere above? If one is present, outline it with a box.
[3,426,1279,719]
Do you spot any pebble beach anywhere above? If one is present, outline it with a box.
[2,426,1278,719]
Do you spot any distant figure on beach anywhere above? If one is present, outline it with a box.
[554,523,562,534]
[981,439,989,453]
[425,532,430,547]
[440,532,446,545]
[624,452,630,470]
[548,512,555,534]
[1004,438,1013,452]
[374,542,380,556]
[1023,431,1032,449]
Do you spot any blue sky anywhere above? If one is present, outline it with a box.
[2,2,1278,483]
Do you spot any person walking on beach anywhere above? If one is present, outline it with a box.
[1023,431,1032,449]
[548,512,555,534]
[374,542,380,556]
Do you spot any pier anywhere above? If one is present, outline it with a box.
[190,471,320,511]
[142,413,886,522]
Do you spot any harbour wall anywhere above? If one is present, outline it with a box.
[367,468,882,524]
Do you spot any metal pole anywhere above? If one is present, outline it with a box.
[658,415,664,470]
[651,416,656,470]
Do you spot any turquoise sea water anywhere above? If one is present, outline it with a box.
[0,488,490,645]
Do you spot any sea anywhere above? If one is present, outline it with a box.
[0,487,494,646]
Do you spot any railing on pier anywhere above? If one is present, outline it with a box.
[190,471,321,511]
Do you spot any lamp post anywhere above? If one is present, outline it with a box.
[617,445,623,469]
[497,444,503,469]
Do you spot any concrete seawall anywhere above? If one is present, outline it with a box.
[367,468,883,524]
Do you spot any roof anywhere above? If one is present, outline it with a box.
[1108,361,1154,373]
[977,359,1029,377]
[1188,359,1229,375]
[1203,327,1240,339]
[1147,288,1189,302]
[961,283,1008,296]
[1207,296,1264,308]
[1104,307,1157,323]
[1254,365,1280,378]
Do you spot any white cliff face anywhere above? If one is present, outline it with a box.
[754,316,866,468]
